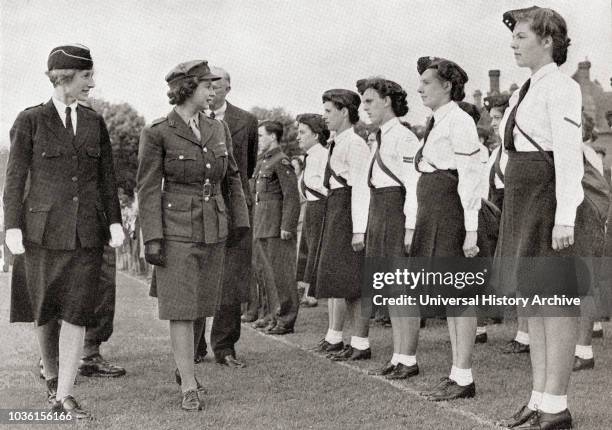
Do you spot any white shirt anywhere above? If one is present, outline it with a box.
[300,143,329,201]
[582,144,604,176]
[329,127,371,233]
[481,146,508,198]
[500,62,584,226]
[417,101,484,231]
[52,97,78,133]
[205,101,227,121]
[370,117,421,228]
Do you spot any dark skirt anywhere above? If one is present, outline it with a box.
[493,151,594,298]
[366,187,406,258]
[20,242,103,327]
[315,187,364,299]
[489,187,504,214]
[296,199,326,285]
[9,254,33,323]
[409,171,464,258]
[150,240,225,320]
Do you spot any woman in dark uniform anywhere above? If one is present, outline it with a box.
[495,7,585,429]
[295,114,329,305]
[3,44,124,419]
[137,60,249,411]
[411,56,484,401]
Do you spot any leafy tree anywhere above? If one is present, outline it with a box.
[250,106,300,156]
[89,99,145,193]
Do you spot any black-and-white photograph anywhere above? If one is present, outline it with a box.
[1,1,611,428]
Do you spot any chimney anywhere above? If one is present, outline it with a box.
[575,60,591,83]
[489,70,501,95]
[473,90,482,109]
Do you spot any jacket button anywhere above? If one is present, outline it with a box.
[203,147,208,152]
[72,155,77,160]
[179,155,184,160]
[72,176,78,182]
[42,152,46,157]
[72,196,78,202]
[206,163,211,169]
[204,197,210,202]
[168,203,172,208]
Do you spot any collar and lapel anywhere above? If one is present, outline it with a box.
[167,109,213,148]
[41,99,94,150]
[223,102,248,135]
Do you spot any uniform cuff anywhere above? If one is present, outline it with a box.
[464,210,478,232]
[554,206,577,227]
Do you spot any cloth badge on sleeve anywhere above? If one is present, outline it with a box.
[564,117,581,128]
[403,156,414,163]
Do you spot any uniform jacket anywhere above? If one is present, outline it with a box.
[137,109,249,245]
[3,99,121,250]
[252,147,300,239]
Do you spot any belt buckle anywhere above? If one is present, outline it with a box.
[203,181,212,198]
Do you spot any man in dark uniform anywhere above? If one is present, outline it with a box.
[193,67,259,368]
[251,121,300,334]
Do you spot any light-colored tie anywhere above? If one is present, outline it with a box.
[189,117,201,140]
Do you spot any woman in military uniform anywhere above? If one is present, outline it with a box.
[136,60,249,412]
[3,44,124,419]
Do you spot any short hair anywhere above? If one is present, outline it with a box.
[483,94,510,115]
[458,101,481,125]
[356,78,409,117]
[211,67,231,84]
[45,69,78,87]
[322,89,360,124]
[296,113,330,146]
[259,120,284,142]
[510,7,571,66]
[166,76,199,105]
[582,112,597,143]
[418,57,468,102]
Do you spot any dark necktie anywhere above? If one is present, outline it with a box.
[503,79,531,151]
[209,111,216,119]
[65,106,75,138]
[323,141,336,189]
[414,116,435,171]
[300,153,309,198]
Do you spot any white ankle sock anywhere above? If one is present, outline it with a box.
[527,391,543,411]
[350,336,370,350]
[325,329,343,345]
[540,393,567,414]
[515,331,530,345]
[593,321,603,331]
[56,321,85,401]
[575,344,593,360]
[397,354,417,366]
[476,326,487,335]
[449,365,458,382]
[453,367,473,386]
[390,353,399,365]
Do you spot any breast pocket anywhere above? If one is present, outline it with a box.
[165,149,200,183]
[211,145,228,176]
[162,193,193,238]
[24,203,53,245]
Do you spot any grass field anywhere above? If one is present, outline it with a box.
[0,270,610,430]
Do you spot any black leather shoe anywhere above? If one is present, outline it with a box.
[194,352,207,364]
[251,318,269,329]
[427,381,475,401]
[52,395,92,420]
[46,377,58,404]
[501,340,530,354]
[241,314,257,323]
[330,346,371,361]
[419,377,453,397]
[181,389,202,412]
[592,328,603,339]
[261,320,277,332]
[79,354,126,377]
[175,369,207,394]
[367,362,395,376]
[39,358,45,379]
[385,363,419,380]
[327,345,352,360]
[310,339,344,354]
[497,404,537,428]
[267,325,294,335]
[475,332,488,344]
[217,355,246,368]
[516,409,572,429]
[572,356,594,371]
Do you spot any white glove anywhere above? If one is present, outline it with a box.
[108,223,126,248]
[5,228,25,255]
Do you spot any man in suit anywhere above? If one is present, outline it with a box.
[193,67,258,367]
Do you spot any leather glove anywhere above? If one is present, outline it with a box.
[226,226,249,248]
[108,223,126,248]
[145,239,165,266]
[5,228,25,255]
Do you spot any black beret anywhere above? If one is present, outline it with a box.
[502,6,541,31]
[47,44,93,71]
[417,56,468,85]
[296,113,328,136]
[483,94,510,112]
[322,89,361,110]
[355,78,405,96]
[165,60,220,85]
[457,101,481,125]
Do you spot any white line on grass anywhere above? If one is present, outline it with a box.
[122,271,498,429]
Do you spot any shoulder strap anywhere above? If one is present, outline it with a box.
[515,122,554,167]
[369,149,404,190]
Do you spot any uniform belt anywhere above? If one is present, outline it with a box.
[255,192,282,203]
[164,181,221,198]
